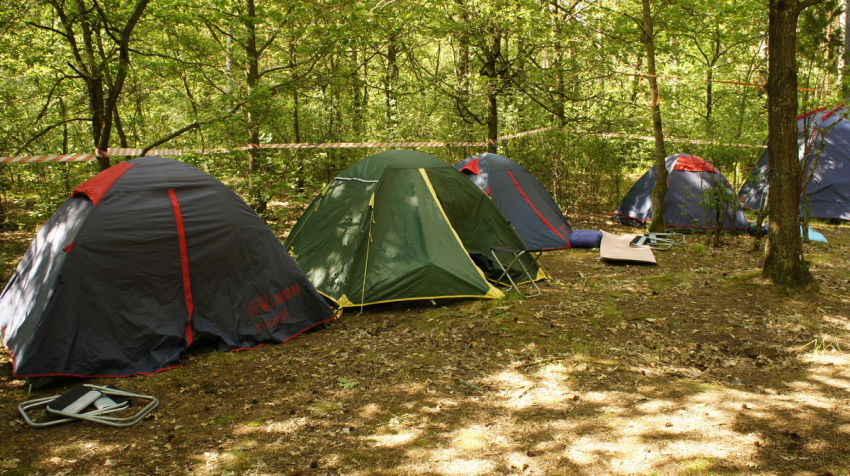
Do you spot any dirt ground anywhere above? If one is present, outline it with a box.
[2,209,850,476]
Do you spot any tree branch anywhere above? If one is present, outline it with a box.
[141,122,200,154]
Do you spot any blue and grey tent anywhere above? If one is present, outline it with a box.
[614,154,748,233]
[739,104,850,221]
[0,156,333,383]
[455,153,572,250]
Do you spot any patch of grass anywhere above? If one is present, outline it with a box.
[597,412,616,421]
[220,449,254,473]
[561,334,597,356]
[309,398,342,416]
[688,243,706,253]
[214,414,238,425]
[723,269,762,283]
[680,456,717,475]
[455,429,488,451]
[639,273,680,293]
[805,337,841,353]
[807,253,836,266]
[599,298,623,325]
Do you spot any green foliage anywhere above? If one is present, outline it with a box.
[337,377,360,389]
[0,0,837,218]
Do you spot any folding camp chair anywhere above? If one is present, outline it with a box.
[629,233,685,251]
[18,384,159,428]
[490,247,544,298]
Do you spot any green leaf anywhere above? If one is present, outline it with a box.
[337,377,360,389]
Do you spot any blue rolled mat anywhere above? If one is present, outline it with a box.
[569,230,603,248]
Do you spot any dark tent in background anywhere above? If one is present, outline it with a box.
[0,156,334,383]
[614,154,748,233]
[739,104,850,221]
[284,150,542,308]
[455,153,572,250]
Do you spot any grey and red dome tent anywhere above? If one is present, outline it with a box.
[739,104,850,221]
[0,156,333,383]
[455,153,572,250]
[614,154,748,233]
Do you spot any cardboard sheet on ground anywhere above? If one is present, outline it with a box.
[599,230,657,264]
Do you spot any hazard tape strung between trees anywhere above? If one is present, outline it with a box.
[622,71,832,93]
[0,153,99,163]
[0,126,766,164]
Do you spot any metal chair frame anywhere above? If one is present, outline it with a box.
[19,384,159,428]
[490,247,544,298]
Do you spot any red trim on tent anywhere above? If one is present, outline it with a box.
[72,162,134,206]
[10,363,187,380]
[821,104,844,121]
[614,211,746,230]
[506,170,570,247]
[168,189,194,346]
[459,158,480,175]
[613,211,649,224]
[229,314,337,352]
[798,108,826,120]
[3,342,187,378]
[671,155,718,173]
[63,239,78,254]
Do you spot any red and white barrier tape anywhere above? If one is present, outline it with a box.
[0,126,766,163]
[106,148,188,156]
[562,129,767,148]
[236,140,490,150]
[0,154,97,163]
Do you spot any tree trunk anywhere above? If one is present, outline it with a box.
[551,1,567,128]
[242,0,266,213]
[642,0,667,233]
[763,0,820,287]
[0,165,6,231]
[843,0,850,96]
[385,33,399,134]
[484,32,501,154]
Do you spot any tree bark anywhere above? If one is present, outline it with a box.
[642,0,667,233]
[243,0,261,175]
[763,0,821,287]
[843,0,850,96]
[484,32,501,154]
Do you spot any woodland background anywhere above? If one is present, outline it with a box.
[1,0,847,227]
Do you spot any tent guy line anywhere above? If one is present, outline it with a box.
[0,127,767,164]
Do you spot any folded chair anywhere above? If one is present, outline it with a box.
[19,384,159,428]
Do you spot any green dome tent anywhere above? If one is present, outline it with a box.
[283,150,542,307]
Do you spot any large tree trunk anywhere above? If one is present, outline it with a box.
[242,0,267,213]
[642,0,667,233]
[484,32,501,154]
[763,0,820,287]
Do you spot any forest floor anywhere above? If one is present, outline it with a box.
[1,203,850,476]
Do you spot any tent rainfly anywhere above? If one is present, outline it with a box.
[283,149,543,307]
[614,154,748,233]
[0,156,334,383]
[455,153,572,250]
[739,104,850,221]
